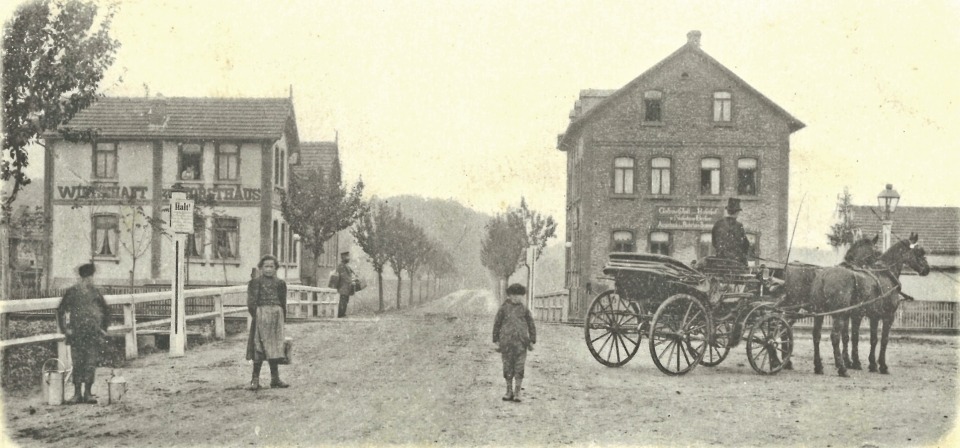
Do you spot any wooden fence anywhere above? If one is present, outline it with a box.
[533,290,568,323]
[532,289,958,333]
[0,284,339,370]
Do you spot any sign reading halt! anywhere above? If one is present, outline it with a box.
[170,196,194,234]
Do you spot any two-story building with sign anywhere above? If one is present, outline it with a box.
[556,31,805,318]
[43,96,302,287]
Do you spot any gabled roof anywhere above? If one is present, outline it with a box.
[50,96,298,142]
[558,34,805,150]
[293,141,339,177]
[850,205,960,255]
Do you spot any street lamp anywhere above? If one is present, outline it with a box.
[877,184,900,251]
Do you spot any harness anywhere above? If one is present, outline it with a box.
[783,263,906,319]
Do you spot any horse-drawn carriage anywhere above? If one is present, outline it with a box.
[584,252,792,376]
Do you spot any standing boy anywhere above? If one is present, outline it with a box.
[57,263,111,404]
[492,283,537,402]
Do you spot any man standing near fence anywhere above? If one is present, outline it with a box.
[330,251,357,318]
[56,263,110,404]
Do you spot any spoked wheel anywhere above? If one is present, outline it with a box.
[746,314,794,375]
[700,320,732,367]
[649,293,710,376]
[584,290,643,367]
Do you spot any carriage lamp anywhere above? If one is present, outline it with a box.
[877,184,900,251]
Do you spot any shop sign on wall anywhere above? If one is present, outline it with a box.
[654,205,722,230]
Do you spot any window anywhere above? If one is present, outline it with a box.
[186,216,205,258]
[92,214,119,257]
[611,231,636,252]
[649,232,671,255]
[178,143,203,180]
[651,157,671,195]
[291,234,298,264]
[701,158,721,195]
[737,158,758,195]
[213,218,239,259]
[698,233,713,259]
[272,220,279,256]
[643,90,662,122]
[274,145,285,186]
[613,157,635,194]
[713,91,732,122]
[280,222,287,262]
[93,143,117,179]
[216,143,239,181]
[746,233,759,260]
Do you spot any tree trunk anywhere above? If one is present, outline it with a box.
[395,273,403,310]
[408,271,415,306]
[377,271,384,312]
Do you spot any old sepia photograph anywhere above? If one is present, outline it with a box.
[1,0,958,446]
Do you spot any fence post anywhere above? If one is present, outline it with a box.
[214,293,226,340]
[123,299,138,359]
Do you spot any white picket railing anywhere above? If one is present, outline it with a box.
[0,284,339,369]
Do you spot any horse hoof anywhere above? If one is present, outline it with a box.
[784,361,794,371]
[838,370,849,378]
[850,363,862,370]
[879,367,889,374]
[814,368,823,375]
[868,365,878,373]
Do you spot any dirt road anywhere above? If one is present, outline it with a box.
[2,289,958,447]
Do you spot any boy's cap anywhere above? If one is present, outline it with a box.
[506,283,526,296]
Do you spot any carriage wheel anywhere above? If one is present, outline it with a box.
[649,293,710,376]
[584,290,643,367]
[746,314,793,375]
[700,320,732,367]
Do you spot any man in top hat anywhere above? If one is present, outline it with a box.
[329,251,357,318]
[56,263,111,404]
[711,198,751,266]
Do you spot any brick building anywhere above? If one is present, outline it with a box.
[557,31,805,318]
[43,96,302,287]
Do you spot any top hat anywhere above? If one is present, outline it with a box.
[725,198,742,213]
[506,283,527,296]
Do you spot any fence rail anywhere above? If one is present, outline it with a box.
[0,284,340,370]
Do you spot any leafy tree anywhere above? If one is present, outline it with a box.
[2,0,121,208]
[827,187,858,248]
[384,208,413,310]
[515,196,558,261]
[282,157,365,286]
[405,228,432,304]
[480,212,526,297]
[352,201,393,312]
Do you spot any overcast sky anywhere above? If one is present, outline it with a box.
[4,0,959,250]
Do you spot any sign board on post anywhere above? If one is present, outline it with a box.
[168,192,192,358]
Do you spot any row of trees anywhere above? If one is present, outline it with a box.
[282,158,456,313]
[480,197,557,295]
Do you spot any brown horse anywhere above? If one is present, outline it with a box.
[780,235,882,373]
[847,233,930,373]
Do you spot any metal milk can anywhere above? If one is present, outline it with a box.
[106,369,126,404]
[42,359,71,406]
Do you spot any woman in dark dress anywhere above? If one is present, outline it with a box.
[245,255,289,390]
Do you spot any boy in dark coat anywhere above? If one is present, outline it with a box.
[492,283,536,402]
[56,263,110,404]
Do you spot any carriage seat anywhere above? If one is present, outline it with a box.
[697,257,754,281]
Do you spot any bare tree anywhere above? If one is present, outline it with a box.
[516,196,558,261]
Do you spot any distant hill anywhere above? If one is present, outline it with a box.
[345,195,493,288]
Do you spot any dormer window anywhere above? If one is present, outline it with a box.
[713,91,732,122]
[643,90,662,122]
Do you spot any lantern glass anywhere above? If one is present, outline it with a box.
[876,184,900,217]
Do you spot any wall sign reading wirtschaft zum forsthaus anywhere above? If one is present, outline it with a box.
[653,205,722,230]
[52,184,262,205]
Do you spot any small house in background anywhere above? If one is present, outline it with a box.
[290,140,344,286]
[850,205,960,301]
[1,205,46,299]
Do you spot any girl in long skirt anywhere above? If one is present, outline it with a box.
[245,255,289,390]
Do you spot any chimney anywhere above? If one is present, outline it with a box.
[687,30,702,47]
[148,94,167,127]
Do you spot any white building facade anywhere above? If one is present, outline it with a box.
[43,96,302,287]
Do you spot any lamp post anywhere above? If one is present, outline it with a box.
[877,184,900,252]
